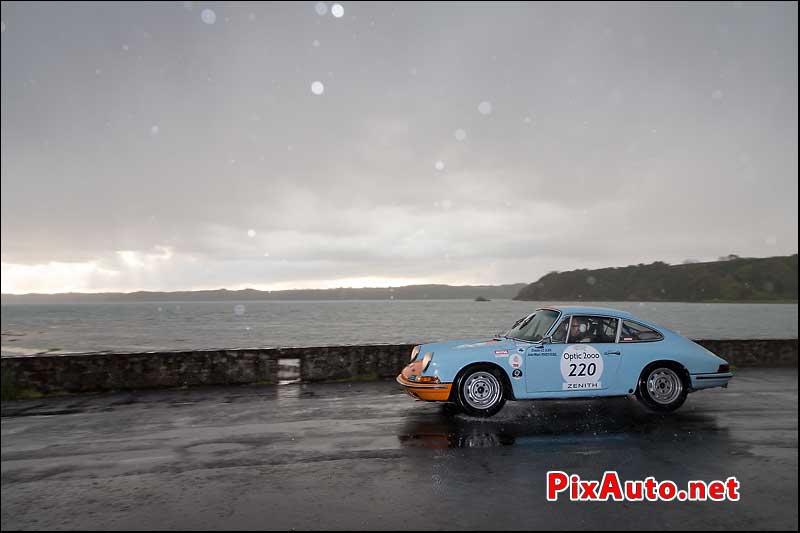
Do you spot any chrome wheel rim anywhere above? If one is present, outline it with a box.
[646,368,682,405]
[464,371,502,410]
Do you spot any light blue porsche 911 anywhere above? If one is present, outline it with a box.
[397,306,733,417]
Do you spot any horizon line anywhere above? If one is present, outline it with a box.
[0,281,530,297]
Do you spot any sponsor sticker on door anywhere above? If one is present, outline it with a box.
[561,344,603,390]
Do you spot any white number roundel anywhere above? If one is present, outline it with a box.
[560,344,604,389]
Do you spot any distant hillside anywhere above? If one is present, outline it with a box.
[514,254,798,302]
[1,283,527,304]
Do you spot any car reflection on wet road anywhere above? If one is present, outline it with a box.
[398,396,723,449]
[2,368,797,530]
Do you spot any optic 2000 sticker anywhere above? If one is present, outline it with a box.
[560,345,604,390]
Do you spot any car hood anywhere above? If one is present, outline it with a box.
[418,337,520,356]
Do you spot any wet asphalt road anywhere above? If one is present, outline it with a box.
[1,368,797,531]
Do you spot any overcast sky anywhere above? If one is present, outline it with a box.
[1,1,797,294]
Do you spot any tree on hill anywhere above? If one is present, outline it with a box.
[514,254,798,302]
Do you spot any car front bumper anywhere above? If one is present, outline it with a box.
[396,374,453,401]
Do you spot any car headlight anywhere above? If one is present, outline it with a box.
[422,352,434,372]
[409,345,421,362]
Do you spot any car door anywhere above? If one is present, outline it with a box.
[561,315,622,392]
[527,315,622,393]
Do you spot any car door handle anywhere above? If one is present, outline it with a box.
[604,350,621,356]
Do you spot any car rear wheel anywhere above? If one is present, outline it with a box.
[636,364,688,412]
[455,366,507,417]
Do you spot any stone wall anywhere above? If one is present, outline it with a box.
[696,339,798,368]
[1,339,795,396]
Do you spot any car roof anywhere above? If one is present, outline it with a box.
[538,305,635,319]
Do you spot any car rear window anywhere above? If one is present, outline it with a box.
[619,320,664,342]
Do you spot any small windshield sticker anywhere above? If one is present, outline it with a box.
[509,354,523,369]
[494,349,509,356]
[512,368,523,379]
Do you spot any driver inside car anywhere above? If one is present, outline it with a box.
[569,317,592,343]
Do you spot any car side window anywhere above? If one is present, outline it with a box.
[568,316,619,344]
[619,320,664,342]
[550,318,569,343]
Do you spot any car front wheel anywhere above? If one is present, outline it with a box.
[636,364,688,412]
[455,366,507,417]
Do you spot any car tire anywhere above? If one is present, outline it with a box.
[455,366,507,417]
[636,363,688,413]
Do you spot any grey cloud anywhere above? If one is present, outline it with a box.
[1,1,797,292]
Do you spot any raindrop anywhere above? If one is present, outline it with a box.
[247,229,256,238]
[234,304,246,316]
[434,160,445,171]
[454,129,467,141]
[331,3,344,18]
[311,80,325,95]
[264,252,270,257]
[712,89,724,100]
[312,39,321,48]
[523,116,532,124]
[122,44,130,51]
[248,13,256,21]
[315,2,328,15]
[478,101,492,115]
[586,276,596,286]
[201,9,216,25]
[1,21,6,34]
[150,125,160,136]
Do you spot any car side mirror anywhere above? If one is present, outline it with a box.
[535,336,552,347]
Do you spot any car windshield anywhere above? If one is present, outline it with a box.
[505,309,560,342]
